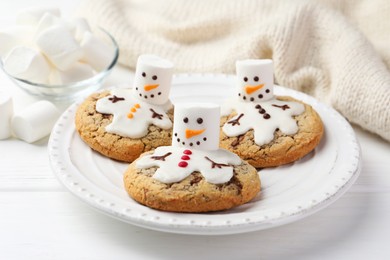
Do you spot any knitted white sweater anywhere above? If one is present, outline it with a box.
[77,0,390,141]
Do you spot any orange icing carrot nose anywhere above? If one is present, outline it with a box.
[144,84,159,91]
[245,84,264,94]
[185,128,205,139]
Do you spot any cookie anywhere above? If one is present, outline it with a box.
[75,54,175,162]
[124,151,260,212]
[220,96,323,168]
[75,90,174,162]
[123,103,261,212]
[220,59,323,168]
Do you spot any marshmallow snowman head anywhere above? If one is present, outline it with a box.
[172,103,220,151]
[236,59,274,102]
[132,54,173,105]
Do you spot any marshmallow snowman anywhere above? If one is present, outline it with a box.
[136,103,241,184]
[132,54,173,105]
[95,55,174,138]
[172,103,219,151]
[236,59,274,102]
[222,59,305,146]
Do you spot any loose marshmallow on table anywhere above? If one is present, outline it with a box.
[12,100,60,143]
[36,25,83,71]
[3,46,51,84]
[16,7,60,26]
[80,31,114,72]
[0,92,13,140]
[0,26,35,56]
[49,62,94,85]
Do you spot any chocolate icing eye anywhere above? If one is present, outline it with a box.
[152,75,157,80]
[142,72,146,77]
[243,77,248,82]
[197,118,203,124]
[265,89,270,93]
[183,117,189,123]
[254,76,259,82]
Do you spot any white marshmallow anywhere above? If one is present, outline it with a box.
[34,12,65,39]
[72,18,91,42]
[3,46,51,84]
[11,100,60,143]
[236,59,274,102]
[80,31,113,72]
[132,54,173,105]
[49,62,94,85]
[0,26,35,56]
[16,7,60,26]
[0,92,13,140]
[172,103,220,151]
[36,25,83,71]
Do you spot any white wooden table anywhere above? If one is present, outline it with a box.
[1,1,390,259]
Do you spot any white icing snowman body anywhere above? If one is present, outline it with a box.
[136,103,241,184]
[136,146,240,184]
[222,98,304,146]
[96,88,172,138]
[222,59,305,146]
[95,54,174,138]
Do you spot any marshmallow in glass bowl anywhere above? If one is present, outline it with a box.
[0,7,119,100]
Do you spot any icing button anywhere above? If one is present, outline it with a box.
[183,149,192,155]
[178,161,188,167]
[181,155,190,160]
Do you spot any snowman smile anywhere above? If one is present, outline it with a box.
[174,131,208,147]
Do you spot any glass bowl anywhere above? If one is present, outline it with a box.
[0,28,119,101]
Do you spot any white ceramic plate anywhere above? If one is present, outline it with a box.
[48,74,361,235]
